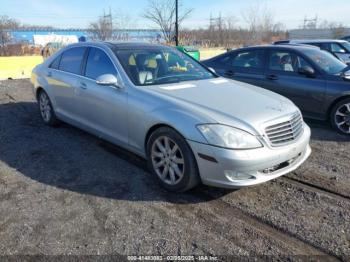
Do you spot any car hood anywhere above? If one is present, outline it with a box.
[146,78,299,135]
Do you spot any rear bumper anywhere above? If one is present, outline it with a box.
[188,124,311,189]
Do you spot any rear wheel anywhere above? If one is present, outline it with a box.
[146,127,200,192]
[38,90,59,126]
[330,98,350,135]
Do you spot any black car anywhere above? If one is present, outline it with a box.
[202,45,350,135]
[274,39,350,64]
[341,36,350,42]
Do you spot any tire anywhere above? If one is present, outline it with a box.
[146,127,200,192]
[330,98,350,135]
[38,90,60,126]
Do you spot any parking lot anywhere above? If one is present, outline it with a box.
[0,79,349,259]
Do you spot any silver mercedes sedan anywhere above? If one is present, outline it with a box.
[31,42,311,192]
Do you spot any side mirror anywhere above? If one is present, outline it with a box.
[298,66,315,77]
[208,67,216,74]
[336,49,346,54]
[96,74,120,88]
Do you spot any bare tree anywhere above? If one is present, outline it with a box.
[0,16,19,47]
[316,19,345,31]
[112,9,133,40]
[317,19,346,38]
[242,3,282,44]
[142,0,192,43]
[89,13,113,41]
[114,9,133,30]
[89,9,134,41]
[181,8,286,48]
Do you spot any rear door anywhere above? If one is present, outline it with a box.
[261,49,327,118]
[46,46,87,120]
[76,47,128,145]
[220,49,267,87]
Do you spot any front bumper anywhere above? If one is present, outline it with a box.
[188,124,311,189]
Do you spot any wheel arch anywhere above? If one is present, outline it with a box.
[35,86,45,100]
[327,95,350,119]
[141,107,210,155]
[144,123,182,154]
[144,122,202,191]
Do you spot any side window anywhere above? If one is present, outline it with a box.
[295,56,313,70]
[49,55,61,69]
[59,47,86,75]
[269,51,313,73]
[320,43,329,51]
[85,48,117,80]
[330,43,345,53]
[308,43,321,48]
[232,50,264,69]
[213,54,231,65]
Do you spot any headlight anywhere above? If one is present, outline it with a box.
[197,124,262,149]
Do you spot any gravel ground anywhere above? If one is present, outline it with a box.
[0,79,349,260]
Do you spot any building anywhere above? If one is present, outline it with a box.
[8,29,163,46]
[288,28,350,39]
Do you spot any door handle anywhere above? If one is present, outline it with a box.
[79,82,87,89]
[266,74,279,80]
[46,72,52,77]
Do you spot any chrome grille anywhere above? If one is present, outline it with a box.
[265,113,303,146]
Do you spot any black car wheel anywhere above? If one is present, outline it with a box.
[331,98,350,135]
[146,127,200,192]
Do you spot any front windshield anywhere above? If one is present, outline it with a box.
[114,47,216,86]
[303,49,347,74]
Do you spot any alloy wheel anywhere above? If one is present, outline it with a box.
[151,136,185,185]
[39,92,51,122]
[334,103,350,134]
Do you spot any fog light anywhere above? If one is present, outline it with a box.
[224,170,255,181]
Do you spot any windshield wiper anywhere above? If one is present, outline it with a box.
[154,77,181,84]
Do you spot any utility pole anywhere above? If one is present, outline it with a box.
[175,0,179,46]
[303,15,318,29]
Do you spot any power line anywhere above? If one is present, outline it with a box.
[303,15,318,29]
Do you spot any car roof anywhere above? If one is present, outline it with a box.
[280,39,348,44]
[233,44,319,52]
[62,41,171,50]
[105,41,170,50]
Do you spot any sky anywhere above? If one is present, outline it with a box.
[1,0,350,30]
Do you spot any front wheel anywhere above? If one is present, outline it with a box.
[146,127,200,192]
[330,98,350,135]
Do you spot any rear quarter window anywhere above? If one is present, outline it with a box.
[59,47,86,75]
[49,55,61,69]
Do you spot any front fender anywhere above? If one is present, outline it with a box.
[128,106,212,157]
[147,107,210,142]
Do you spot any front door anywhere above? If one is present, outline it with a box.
[262,49,327,119]
[76,47,128,146]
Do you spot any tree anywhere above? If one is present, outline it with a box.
[317,19,346,38]
[89,9,133,41]
[89,12,113,41]
[242,4,282,44]
[143,0,192,43]
[0,16,19,47]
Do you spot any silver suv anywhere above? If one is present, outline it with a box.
[31,42,311,192]
[275,39,350,64]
